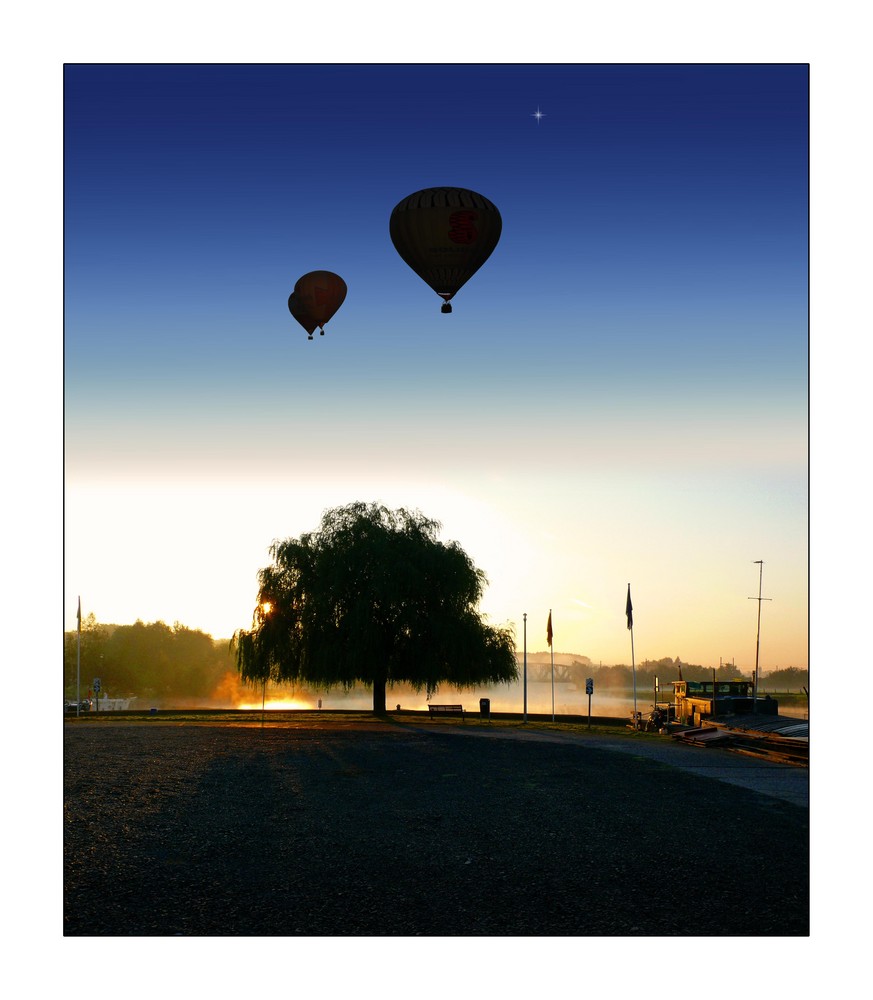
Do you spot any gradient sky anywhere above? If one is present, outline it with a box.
[64,63,808,669]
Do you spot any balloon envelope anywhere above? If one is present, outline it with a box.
[293,271,348,330]
[389,187,502,307]
[287,292,319,338]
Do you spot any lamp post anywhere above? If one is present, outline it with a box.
[260,602,272,727]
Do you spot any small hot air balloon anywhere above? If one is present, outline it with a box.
[389,187,502,313]
[287,292,319,340]
[292,270,347,338]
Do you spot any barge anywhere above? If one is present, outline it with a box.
[664,679,808,763]
[669,679,781,726]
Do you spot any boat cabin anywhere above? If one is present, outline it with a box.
[671,680,778,726]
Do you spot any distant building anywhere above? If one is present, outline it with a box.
[94,696,135,712]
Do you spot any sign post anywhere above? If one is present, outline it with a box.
[93,677,101,714]
[585,678,593,729]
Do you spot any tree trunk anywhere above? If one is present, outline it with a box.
[372,677,387,714]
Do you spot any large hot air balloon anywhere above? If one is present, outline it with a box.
[389,187,502,313]
[287,293,319,340]
[291,271,347,339]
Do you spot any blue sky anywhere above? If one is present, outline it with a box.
[64,63,808,668]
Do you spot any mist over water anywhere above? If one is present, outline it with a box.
[239,679,807,719]
[380,682,645,717]
[222,680,801,720]
[117,671,808,720]
[155,676,643,716]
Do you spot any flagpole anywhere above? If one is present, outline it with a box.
[76,596,81,718]
[549,609,555,722]
[626,585,637,728]
[523,613,528,723]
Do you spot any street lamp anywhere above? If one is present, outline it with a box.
[260,602,272,724]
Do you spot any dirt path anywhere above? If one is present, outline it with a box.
[405,722,809,808]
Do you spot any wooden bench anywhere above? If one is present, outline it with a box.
[428,704,464,717]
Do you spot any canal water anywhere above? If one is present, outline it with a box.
[260,680,810,720]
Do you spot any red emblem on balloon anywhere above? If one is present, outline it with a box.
[448,210,478,244]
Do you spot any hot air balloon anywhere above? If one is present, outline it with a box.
[292,270,347,338]
[287,293,319,340]
[389,187,502,313]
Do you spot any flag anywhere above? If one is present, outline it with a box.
[626,585,633,630]
[77,596,82,626]
[546,611,553,647]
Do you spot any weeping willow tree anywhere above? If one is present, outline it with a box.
[232,502,517,713]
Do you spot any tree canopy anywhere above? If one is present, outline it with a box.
[63,617,235,702]
[232,502,518,712]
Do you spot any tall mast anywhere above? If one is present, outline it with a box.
[748,560,772,712]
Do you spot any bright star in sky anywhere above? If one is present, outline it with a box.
[531,106,546,123]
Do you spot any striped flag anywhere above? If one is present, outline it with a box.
[626,585,633,630]
[546,611,553,647]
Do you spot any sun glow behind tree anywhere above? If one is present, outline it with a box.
[232,502,518,713]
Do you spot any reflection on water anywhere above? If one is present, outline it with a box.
[766,702,808,720]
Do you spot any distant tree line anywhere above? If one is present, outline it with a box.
[758,666,809,691]
[605,657,753,689]
[64,614,809,704]
[63,614,236,701]
[521,655,775,690]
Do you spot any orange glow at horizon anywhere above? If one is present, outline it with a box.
[211,671,316,710]
[237,698,313,711]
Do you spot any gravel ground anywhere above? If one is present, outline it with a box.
[64,717,808,936]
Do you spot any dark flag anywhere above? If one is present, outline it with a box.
[546,611,553,647]
[77,596,81,624]
[626,585,633,630]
